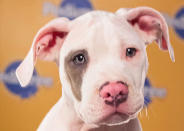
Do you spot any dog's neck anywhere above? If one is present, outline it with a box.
[42,94,142,131]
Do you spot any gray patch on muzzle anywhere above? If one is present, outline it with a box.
[64,49,89,101]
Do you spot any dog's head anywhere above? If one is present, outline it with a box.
[16,7,174,126]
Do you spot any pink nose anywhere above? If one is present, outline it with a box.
[99,81,129,107]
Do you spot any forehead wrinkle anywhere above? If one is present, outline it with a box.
[87,17,125,55]
[87,20,114,58]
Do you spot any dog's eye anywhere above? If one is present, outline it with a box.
[126,48,137,58]
[73,54,86,65]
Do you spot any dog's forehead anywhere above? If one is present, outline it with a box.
[62,10,144,57]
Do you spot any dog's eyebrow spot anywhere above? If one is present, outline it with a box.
[64,49,89,101]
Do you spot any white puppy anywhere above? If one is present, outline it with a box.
[16,7,174,131]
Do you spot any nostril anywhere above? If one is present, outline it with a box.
[102,92,111,98]
[119,91,123,95]
[106,92,111,97]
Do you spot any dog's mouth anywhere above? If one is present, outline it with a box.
[96,105,142,126]
[97,112,131,126]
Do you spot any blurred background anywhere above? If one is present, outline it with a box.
[0,0,184,130]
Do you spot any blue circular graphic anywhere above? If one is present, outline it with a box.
[144,78,152,106]
[174,7,184,39]
[4,61,38,98]
[59,0,93,19]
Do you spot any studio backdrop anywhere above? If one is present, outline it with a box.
[0,0,183,130]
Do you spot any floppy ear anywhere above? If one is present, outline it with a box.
[116,7,175,62]
[16,18,70,87]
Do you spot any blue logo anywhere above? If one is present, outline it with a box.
[144,78,167,107]
[174,7,184,39]
[0,61,53,98]
[43,0,93,20]
[162,7,184,39]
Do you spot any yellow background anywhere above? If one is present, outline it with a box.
[0,0,184,130]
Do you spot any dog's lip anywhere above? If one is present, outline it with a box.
[110,111,129,118]
[126,105,143,116]
[96,110,130,124]
[98,105,143,124]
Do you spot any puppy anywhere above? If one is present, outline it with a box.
[16,6,174,131]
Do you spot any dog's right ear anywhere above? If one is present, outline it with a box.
[16,18,70,87]
[116,7,175,62]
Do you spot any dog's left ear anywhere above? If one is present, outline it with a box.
[116,7,175,62]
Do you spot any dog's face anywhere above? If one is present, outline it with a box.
[60,12,147,125]
[16,7,174,126]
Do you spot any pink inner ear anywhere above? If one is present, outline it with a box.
[162,36,168,49]
[44,32,67,50]
[35,31,67,61]
[138,15,159,31]
[129,15,161,33]
[37,31,67,51]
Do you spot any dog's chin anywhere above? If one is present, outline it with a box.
[78,103,143,127]
[95,112,137,126]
